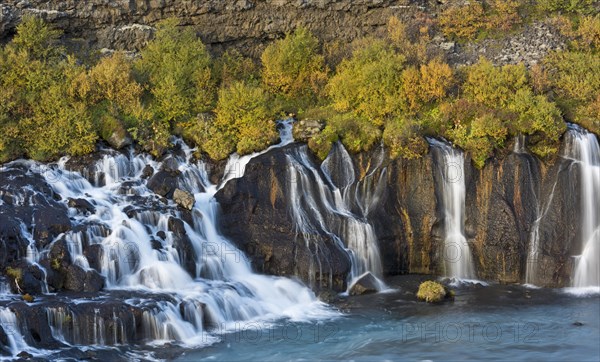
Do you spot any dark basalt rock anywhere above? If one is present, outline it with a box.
[349,273,379,296]
[147,171,178,198]
[0,0,416,59]
[141,164,154,179]
[168,217,197,277]
[0,216,29,270]
[84,244,104,273]
[216,144,352,292]
[63,265,105,293]
[3,261,45,295]
[67,198,96,214]
[17,351,33,359]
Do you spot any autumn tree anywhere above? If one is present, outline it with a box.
[261,27,328,103]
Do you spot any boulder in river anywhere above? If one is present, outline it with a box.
[349,273,379,296]
[416,281,449,303]
[173,189,195,210]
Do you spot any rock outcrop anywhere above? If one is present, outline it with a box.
[0,1,570,70]
[0,0,409,57]
[216,144,352,291]
[215,133,598,288]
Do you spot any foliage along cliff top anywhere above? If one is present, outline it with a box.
[0,0,598,169]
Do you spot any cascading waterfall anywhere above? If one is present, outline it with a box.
[286,142,386,291]
[565,125,600,290]
[0,120,334,354]
[429,138,475,280]
[0,307,31,356]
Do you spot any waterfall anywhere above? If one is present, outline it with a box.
[0,119,334,350]
[286,142,386,292]
[429,138,475,281]
[565,125,600,290]
[0,307,31,356]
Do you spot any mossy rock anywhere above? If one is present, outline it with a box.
[22,293,34,303]
[417,281,452,303]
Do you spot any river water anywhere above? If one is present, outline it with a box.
[178,276,599,361]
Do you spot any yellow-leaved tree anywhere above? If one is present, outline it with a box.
[261,27,328,103]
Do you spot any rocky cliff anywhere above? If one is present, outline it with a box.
[0,0,416,56]
[216,130,592,289]
[0,0,565,65]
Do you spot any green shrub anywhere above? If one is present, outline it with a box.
[215,49,258,88]
[442,99,509,168]
[326,38,405,126]
[573,94,600,135]
[201,81,278,160]
[537,0,594,14]
[307,112,382,159]
[21,75,97,160]
[571,15,600,51]
[464,58,528,109]
[11,15,63,61]
[387,16,431,65]
[308,127,339,160]
[400,59,454,114]
[135,18,215,123]
[439,3,486,41]
[487,0,523,32]
[509,89,566,157]
[383,117,428,159]
[543,51,600,123]
[0,18,96,161]
[261,27,328,101]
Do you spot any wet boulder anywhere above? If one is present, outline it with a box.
[141,165,154,179]
[349,272,379,296]
[147,171,179,198]
[105,125,133,150]
[32,204,72,249]
[84,244,104,273]
[63,265,105,292]
[0,215,29,269]
[173,189,195,210]
[161,156,181,174]
[4,262,45,295]
[293,118,324,142]
[168,217,197,277]
[67,198,96,214]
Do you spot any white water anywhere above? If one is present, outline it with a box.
[428,139,475,280]
[286,143,386,292]
[564,125,600,291]
[0,307,36,357]
[1,120,334,350]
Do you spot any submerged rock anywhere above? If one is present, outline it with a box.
[173,189,195,210]
[349,273,379,296]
